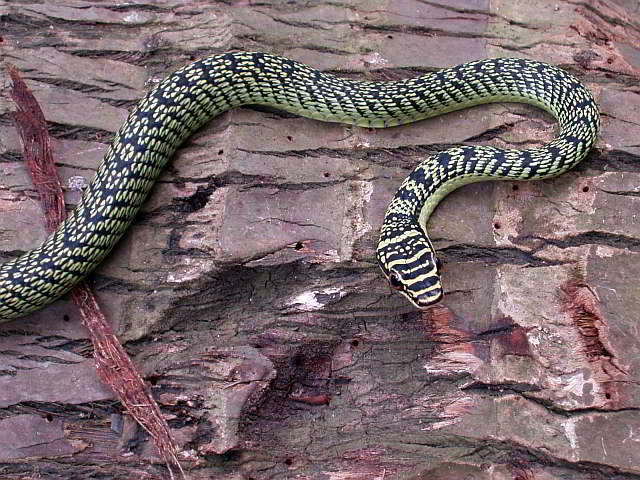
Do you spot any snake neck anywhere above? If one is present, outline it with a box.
[376,58,599,307]
[380,135,597,262]
[409,139,596,230]
[387,66,600,228]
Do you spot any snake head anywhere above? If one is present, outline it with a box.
[376,227,444,308]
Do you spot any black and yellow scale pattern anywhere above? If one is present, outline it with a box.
[0,53,599,320]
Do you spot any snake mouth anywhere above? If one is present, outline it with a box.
[411,287,444,309]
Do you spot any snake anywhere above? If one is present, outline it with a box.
[0,52,599,321]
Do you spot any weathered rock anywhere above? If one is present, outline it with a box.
[0,0,639,479]
[0,414,76,460]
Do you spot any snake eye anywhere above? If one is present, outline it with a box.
[388,271,404,290]
[435,258,442,273]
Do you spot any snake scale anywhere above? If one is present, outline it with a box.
[0,52,599,320]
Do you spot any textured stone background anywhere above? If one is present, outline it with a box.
[1,1,639,479]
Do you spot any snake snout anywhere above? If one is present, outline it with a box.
[413,286,444,309]
[401,267,444,308]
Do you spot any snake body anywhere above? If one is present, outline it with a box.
[0,53,599,320]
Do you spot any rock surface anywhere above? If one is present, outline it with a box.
[1,0,639,479]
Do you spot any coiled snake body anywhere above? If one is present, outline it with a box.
[0,53,599,320]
